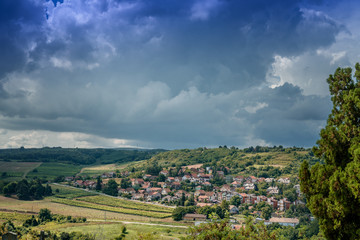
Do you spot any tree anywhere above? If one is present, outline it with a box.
[230,195,242,207]
[96,176,102,191]
[172,207,186,221]
[39,208,52,222]
[300,63,360,240]
[103,179,118,196]
[16,179,30,200]
[120,178,130,189]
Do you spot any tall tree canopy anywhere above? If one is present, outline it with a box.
[300,63,360,240]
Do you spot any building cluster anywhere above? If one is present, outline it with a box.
[65,164,303,213]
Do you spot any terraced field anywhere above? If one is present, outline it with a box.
[78,195,173,213]
[51,198,172,218]
[51,184,98,199]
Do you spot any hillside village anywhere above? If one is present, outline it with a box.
[64,162,305,224]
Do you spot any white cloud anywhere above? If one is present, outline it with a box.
[245,102,268,114]
[0,129,135,148]
[190,0,222,21]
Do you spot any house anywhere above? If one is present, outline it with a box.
[198,195,210,202]
[233,176,245,182]
[171,182,181,189]
[158,182,167,188]
[132,193,145,200]
[182,175,191,181]
[244,183,255,191]
[267,186,279,194]
[278,178,290,184]
[294,184,302,196]
[166,177,175,182]
[231,181,242,188]
[267,197,278,209]
[229,205,239,214]
[265,217,299,227]
[249,176,258,183]
[161,188,171,195]
[265,178,274,183]
[141,182,151,189]
[101,172,115,178]
[205,191,217,202]
[278,198,291,211]
[147,192,161,201]
[74,180,84,187]
[220,184,231,192]
[195,190,206,197]
[131,178,144,186]
[148,187,162,193]
[159,170,169,176]
[183,213,207,221]
[65,176,74,182]
[196,202,213,207]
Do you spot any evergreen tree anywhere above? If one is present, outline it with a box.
[300,63,360,240]
[95,176,102,191]
[16,179,30,200]
[103,179,118,196]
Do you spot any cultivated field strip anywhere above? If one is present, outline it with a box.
[78,195,172,213]
[51,198,172,218]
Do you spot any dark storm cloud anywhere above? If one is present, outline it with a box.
[0,0,351,148]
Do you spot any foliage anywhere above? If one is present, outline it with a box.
[3,179,52,200]
[300,63,360,240]
[103,179,118,196]
[0,147,164,165]
[113,225,128,240]
[172,206,196,221]
[184,217,277,240]
[39,208,53,222]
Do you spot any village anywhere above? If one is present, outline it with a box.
[62,163,304,226]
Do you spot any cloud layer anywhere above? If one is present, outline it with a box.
[0,0,358,149]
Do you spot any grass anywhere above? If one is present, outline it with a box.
[78,195,173,213]
[0,196,170,222]
[0,161,42,180]
[41,221,187,240]
[51,184,98,199]
[0,211,33,225]
[51,198,172,218]
[27,162,82,179]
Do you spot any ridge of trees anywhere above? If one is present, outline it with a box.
[0,147,165,165]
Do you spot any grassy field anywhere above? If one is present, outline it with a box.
[51,198,172,218]
[78,195,173,213]
[0,210,34,225]
[27,162,83,179]
[0,161,42,181]
[79,163,127,176]
[51,184,98,199]
[54,221,187,240]
[0,196,173,222]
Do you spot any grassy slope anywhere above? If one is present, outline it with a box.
[133,147,315,177]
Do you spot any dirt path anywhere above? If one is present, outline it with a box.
[22,162,42,178]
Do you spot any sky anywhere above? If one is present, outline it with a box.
[0,0,359,149]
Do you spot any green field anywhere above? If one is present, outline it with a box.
[0,161,42,181]
[78,195,173,213]
[51,184,98,199]
[55,222,187,240]
[0,211,33,224]
[27,162,82,179]
[51,198,172,218]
